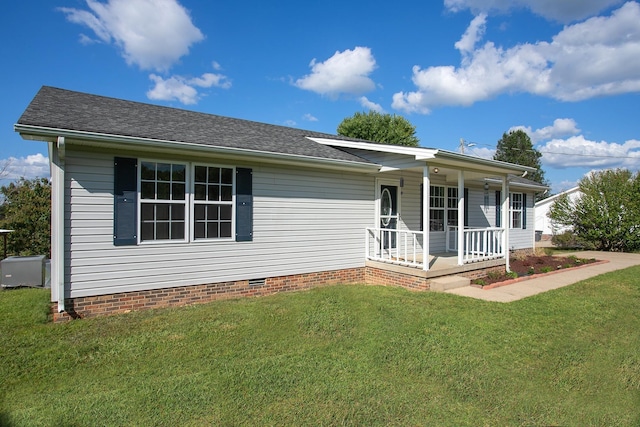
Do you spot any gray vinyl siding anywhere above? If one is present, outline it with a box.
[508,192,535,250]
[64,147,375,298]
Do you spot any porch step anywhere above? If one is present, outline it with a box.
[430,275,470,292]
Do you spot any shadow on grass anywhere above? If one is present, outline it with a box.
[0,411,13,427]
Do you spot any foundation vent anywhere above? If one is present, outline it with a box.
[248,278,266,287]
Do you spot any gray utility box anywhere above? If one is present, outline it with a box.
[1,255,47,288]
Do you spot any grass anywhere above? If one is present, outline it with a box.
[1,268,640,426]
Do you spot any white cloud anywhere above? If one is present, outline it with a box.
[0,154,50,182]
[147,72,231,104]
[283,120,297,127]
[466,146,495,159]
[511,118,581,144]
[358,96,384,113]
[444,0,624,22]
[302,113,318,122]
[294,47,377,97]
[454,13,487,54]
[59,0,204,71]
[393,2,640,113]
[539,135,640,169]
[551,179,580,194]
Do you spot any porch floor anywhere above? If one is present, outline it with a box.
[366,252,506,279]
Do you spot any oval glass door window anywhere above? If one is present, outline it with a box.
[381,188,392,227]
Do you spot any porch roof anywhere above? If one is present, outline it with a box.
[310,137,537,177]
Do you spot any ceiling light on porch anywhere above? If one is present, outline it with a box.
[433,167,439,174]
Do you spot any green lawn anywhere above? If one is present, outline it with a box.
[1,268,639,426]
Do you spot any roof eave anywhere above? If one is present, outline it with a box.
[311,137,536,176]
[428,150,537,176]
[15,124,381,173]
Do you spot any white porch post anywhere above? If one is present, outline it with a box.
[422,166,430,271]
[457,170,464,265]
[50,137,66,313]
[502,176,510,272]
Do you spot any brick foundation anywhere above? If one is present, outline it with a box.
[52,267,364,322]
[365,266,431,291]
[51,261,513,322]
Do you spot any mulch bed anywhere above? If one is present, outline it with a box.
[472,254,602,289]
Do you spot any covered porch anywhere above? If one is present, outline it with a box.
[367,154,529,274]
[312,137,540,276]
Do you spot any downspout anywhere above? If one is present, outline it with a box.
[422,166,430,271]
[50,137,66,313]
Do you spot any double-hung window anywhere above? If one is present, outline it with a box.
[447,187,458,227]
[429,185,445,231]
[114,157,252,246]
[138,161,235,242]
[193,165,234,240]
[140,161,187,242]
[510,192,523,229]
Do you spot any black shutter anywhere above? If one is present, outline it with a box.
[495,190,501,227]
[522,194,527,229]
[420,184,424,231]
[464,188,469,227]
[236,168,253,242]
[114,157,138,246]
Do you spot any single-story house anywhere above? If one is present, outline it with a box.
[15,86,548,321]
[535,187,581,239]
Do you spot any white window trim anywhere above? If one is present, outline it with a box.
[138,160,189,244]
[429,185,459,232]
[137,159,237,244]
[190,163,236,242]
[510,192,523,229]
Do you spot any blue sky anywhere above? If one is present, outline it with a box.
[2,0,639,193]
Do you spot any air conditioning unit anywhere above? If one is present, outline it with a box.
[1,255,47,288]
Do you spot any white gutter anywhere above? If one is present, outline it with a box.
[14,124,381,173]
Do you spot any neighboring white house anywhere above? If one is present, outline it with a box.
[535,187,581,239]
[15,86,548,320]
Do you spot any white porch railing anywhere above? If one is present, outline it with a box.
[366,227,424,267]
[447,226,504,262]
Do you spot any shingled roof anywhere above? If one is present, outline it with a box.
[16,86,374,165]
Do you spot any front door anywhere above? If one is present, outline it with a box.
[380,185,398,249]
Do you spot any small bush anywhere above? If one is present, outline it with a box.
[540,266,553,273]
[474,279,486,286]
[487,270,503,280]
[552,231,592,249]
[527,266,535,275]
[506,271,518,279]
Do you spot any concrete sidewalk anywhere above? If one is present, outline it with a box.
[445,251,640,302]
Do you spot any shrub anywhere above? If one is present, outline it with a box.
[506,271,518,279]
[551,231,585,249]
[487,270,503,280]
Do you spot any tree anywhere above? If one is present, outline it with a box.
[337,111,419,147]
[548,169,640,252]
[0,178,51,257]
[494,130,549,187]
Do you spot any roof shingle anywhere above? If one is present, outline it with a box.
[17,86,373,164]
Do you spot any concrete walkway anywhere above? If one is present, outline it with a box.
[445,251,640,302]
